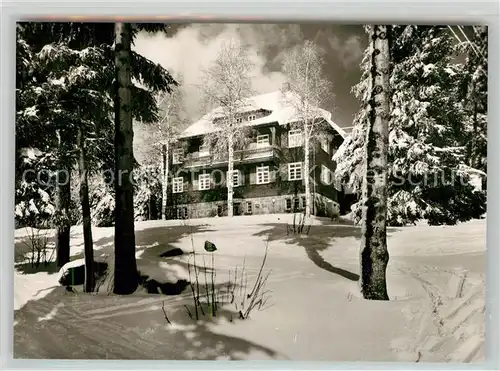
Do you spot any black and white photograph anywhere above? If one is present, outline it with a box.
[14,22,487,361]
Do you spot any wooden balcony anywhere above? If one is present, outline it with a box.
[181,143,280,169]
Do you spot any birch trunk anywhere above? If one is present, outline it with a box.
[304,131,311,217]
[113,22,139,295]
[359,25,391,301]
[227,135,234,217]
[77,126,95,293]
[161,142,168,220]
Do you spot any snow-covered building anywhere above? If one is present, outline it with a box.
[165,84,347,219]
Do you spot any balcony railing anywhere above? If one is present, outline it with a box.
[181,143,278,168]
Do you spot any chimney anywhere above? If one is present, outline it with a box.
[281,82,290,92]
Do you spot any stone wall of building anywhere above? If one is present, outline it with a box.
[173,193,340,220]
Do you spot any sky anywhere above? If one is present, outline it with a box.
[133,23,368,131]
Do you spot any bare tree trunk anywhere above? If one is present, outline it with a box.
[114,22,139,295]
[55,130,71,268]
[227,135,234,217]
[77,126,95,293]
[359,25,391,301]
[161,142,169,220]
[304,131,311,217]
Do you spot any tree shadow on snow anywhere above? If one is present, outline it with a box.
[15,261,60,275]
[13,279,284,360]
[70,224,214,262]
[14,221,280,360]
[253,222,400,282]
[14,228,83,275]
[66,224,216,295]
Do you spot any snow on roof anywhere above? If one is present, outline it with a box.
[179,90,346,139]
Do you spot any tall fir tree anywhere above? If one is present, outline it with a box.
[334,25,486,226]
[16,22,178,293]
[457,26,488,175]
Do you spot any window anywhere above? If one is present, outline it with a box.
[320,137,329,153]
[236,117,243,124]
[172,148,183,164]
[256,166,270,184]
[321,164,331,185]
[285,198,292,211]
[256,134,270,148]
[199,173,211,190]
[176,206,188,219]
[288,129,303,148]
[199,143,209,157]
[246,201,253,214]
[226,170,240,187]
[248,114,257,121]
[172,177,183,193]
[288,162,303,181]
[301,196,306,209]
[294,197,300,211]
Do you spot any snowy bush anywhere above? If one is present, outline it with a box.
[20,227,54,268]
[15,148,57,229]
[92,192,115,227]
[133,164,162,221]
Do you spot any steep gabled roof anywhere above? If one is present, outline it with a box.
[179,90,346,139]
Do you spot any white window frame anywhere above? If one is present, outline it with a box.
[236,117,243,124]
[256,134,270,148]
[285,198,292,211]
[199,173,211,190]
[320,164,331,185]
[172,148,183,164]
[256,166,270,184]
[288,129,303,148]
[199,143,209,157]
[246,201,252,214]
[248,114,257,121]
[226,170,240,187]
[288,162,303,181]
[172,177,184,193]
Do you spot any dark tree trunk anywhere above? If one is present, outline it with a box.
[359,25,391,301]
[55,181,71,268]
[113,22,139,295]
[77,126,95,293]
[55,131,71,268]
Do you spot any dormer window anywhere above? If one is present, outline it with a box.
[236,117,243,124]
[199,143,209,157]
[256,134,270,148]
[288,129,303,148]
[248,114,257,121]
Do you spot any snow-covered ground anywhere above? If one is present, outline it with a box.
[13,214,486,361]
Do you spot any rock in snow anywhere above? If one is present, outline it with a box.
[58,259,108,287]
